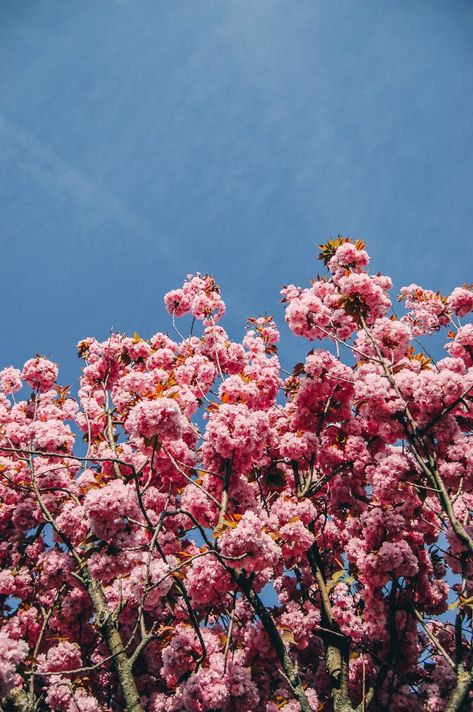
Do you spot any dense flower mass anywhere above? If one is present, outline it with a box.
[0,238,472,712]
[164,273,226,324]
[0,632,28,698]
[125,398,187,441]
[0,367,22,395]
[21,356,59,392]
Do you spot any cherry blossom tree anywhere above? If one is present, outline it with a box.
[1,239,472,712]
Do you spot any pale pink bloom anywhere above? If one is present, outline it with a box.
[0,631,28,697]
[448,286,473,317]
[22,356,58,392]
[125,397,186,441]
[0,367,22,394]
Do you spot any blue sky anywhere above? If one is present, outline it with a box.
[1,0,472,384]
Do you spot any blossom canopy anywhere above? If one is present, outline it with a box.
[0,238,473,712]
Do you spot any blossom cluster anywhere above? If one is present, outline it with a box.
[0,239,472,711]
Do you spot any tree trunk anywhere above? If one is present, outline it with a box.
[82,568,143,712]
[2,687,32,712]
[236,574,315,712]
[445,669,473,712]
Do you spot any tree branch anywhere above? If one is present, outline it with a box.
[445,667,473,712]
[306,539,352,712]
[235,573,315,712]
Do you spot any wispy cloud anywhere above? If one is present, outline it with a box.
[0,114,164,250]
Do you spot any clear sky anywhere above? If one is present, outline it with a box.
[1,0,472,383]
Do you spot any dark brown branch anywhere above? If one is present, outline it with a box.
[359,316,473,558]
[2,688,32,712]
[418,384,473,436]
[235,573,315,712]
[25,453,143,712]
[306,539,352,712]
[80,568,143,712]
[217,458,232,528]
[445,667,473,712]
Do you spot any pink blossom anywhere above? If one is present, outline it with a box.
[327,241,370,276]
[37,641,82,674]
[279,519,314,560]
[0,631,28,697]
[186,553,233,606]
[125,398,186,441]
[181,654,230,711]
[181,651,259,712]
[44,678,100,712]
[219,511,281,573]
[84,480,139,543]
[161,627,220,687]
[336,272,392,324]
[363,540,419,585]
[55,501,88,545]
[164,273,226,324]
[21,356,58,392]
[202,403,272,473]
[291,350,354,430]
[354,317,411,362]
[282,285,332,340]
[279,601,321,649]
[29,419,75,453]
[0,367,22,395]
[448,286,473,317]
[445,324,473,367]
[128,556,176,609]
[399,284,450,335]
[0,241,472,712]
